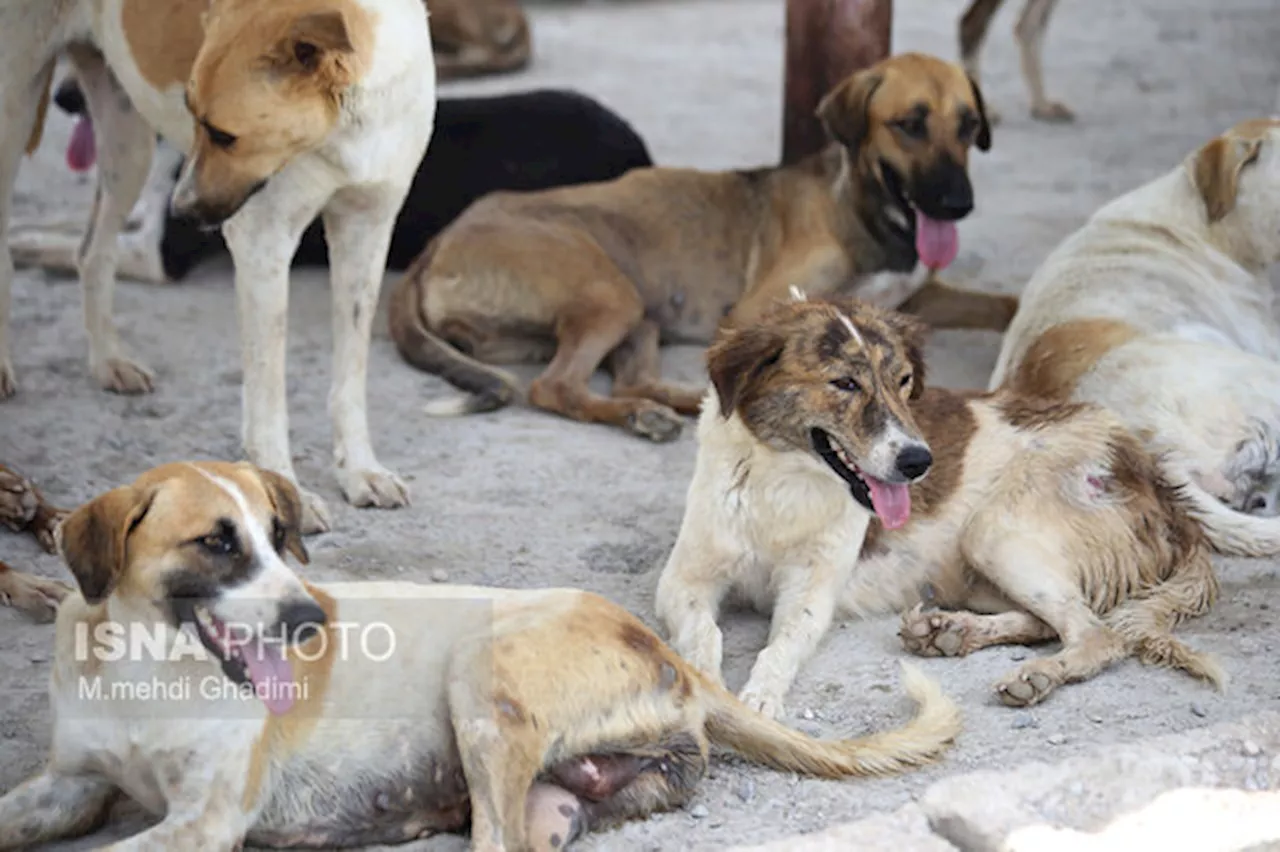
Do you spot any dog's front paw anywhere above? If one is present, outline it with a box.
[93,355,155,395]
[0,468,38,531]
[626,403,683,443]
[337,464,410,511]
[298,486,334,536]
[738,684,786,720]
[899,604,975,658]
[995,663,1057,708]
[0,359,16,400]
[0,570,73,623]
[1031,101,1075,123]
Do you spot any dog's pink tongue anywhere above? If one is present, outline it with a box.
[241,639,296,716]
[866,476,912,530]
[915,209,958,270]
[66,115,96,172]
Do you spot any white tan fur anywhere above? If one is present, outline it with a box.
[0,0,437,533]
[991,119,1280,556]
[658,297,1222,716]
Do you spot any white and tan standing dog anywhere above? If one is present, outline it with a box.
[0,461,959,851]
[0,0,437,532]
[657,294,1222,717]
[991,118,1280,556]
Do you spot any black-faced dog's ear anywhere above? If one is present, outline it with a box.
[884,311,930,399]
[707,325,787,418]
[817,69,884,151]
[1192,134,1263,223]
[967,74,992,152]
[58,485,156,605]
[254,467,310,565]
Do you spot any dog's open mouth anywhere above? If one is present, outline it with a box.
[880,163,959,272]
[811,428,913,529]
[191,604,298,716]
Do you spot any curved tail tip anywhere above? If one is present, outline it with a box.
[421,394,476,417]
[898,660,962,729]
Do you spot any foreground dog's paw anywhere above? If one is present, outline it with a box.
[0,468,39,531]
[32,505,69,554]
[1031,101,1075,123]
[899,605,973,658]
[0,360,16,400]
[626,404,684,443]
[298,488,334,536]
[995,665,1056,707]
[738,685,786,720]
[0,570,73,623]
[93,355,155,395]
[337,465,410,512]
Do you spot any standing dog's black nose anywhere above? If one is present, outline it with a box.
[895,445,933,480]
[277,599,328,645]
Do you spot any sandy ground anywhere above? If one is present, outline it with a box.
[2,0,1280,849]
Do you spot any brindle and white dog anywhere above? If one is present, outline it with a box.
[0,461,960,851]
[657,293,1223,717]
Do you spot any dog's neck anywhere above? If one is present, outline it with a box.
[816,145,919,275]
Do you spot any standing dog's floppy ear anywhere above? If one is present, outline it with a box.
[707,326,786,418]
[1192,134,1263,223]
[273,10,362,91]
[967,75,992,152]
[884,312,930,400]
[816,69,884,151]
[57,485,156,604]
[253,467,310,565]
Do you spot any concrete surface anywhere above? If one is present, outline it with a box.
[2,0,1279,849]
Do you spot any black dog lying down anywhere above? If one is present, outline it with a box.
[14,79,653,283]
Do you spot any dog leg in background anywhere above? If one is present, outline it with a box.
[320,194,412,511]
[65,46,156,394]
[221,176,334,534]
[0,770,117,848]
[1014,0,1071,122]
[958,0,1006,124]
[782,0,892,165]
[898,275,1020,331]
[607,319,706,416]
[738,566,840,719]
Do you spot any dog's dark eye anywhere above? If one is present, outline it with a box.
[271,518,287,553]
[958,114,979,141]
[831,377,861,393]
[893,117,928,140]
[900,374,913,389]
[199,528,236,556]
[204,123,237,150]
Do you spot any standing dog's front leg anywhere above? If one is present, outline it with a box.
[739,562,840,720]
[0,769,117,849]
[320,191,410,510]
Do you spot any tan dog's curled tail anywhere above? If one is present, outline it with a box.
[703,661,961,778]
[388,241,522,417]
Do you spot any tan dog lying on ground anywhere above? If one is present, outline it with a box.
[388,52,1017,442]
[991,119,1280,557]
[958,0,1072,123]
[656,293,1223,718]
[0,461,959,851]
[0,462,71,621]
[432,0,531,79]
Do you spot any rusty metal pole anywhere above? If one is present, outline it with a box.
[782,0,892,165]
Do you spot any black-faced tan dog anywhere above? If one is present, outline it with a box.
[0,461,960,851]
[656,293,1222,718]
[388,52,1018,443]
[1,0,437,535]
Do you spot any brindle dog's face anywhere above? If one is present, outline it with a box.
[57,462,323,692]
[707,295,934,516]
[171,1,370,227]
[817,52,991,229]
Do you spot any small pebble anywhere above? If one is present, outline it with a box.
[1047,733,1067,746]
[395,565,406,574]
[1190,703,1208,718]
[430,569,449,583]
[689,804,709,819]
[1243,740,1262,757]
[1009,649,1028,661]
[736,779,756,803]
[1086,713,1103,724]
[801,708,815,721]
[1011,713,1039,730]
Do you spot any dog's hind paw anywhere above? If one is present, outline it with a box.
[93,355,155,395]
[899,605,974,658]
[626,404,683,443]
[738,685,786,721]
[1031,101,1075,123]
[298,487,334,536]
[0,570,73,623]
[995,665,1056,707]
[0,360,16,399]
[337,464,411,512]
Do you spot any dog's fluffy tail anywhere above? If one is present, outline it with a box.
[387,241,521,417]
[1182,479,1280,557]
[703,661,961,778]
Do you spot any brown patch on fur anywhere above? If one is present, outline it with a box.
[995,393,1094,430]
[1190,119,1279,223]
[1006,319,1141,400]
[122,0,209,90]
[179,0,377,220]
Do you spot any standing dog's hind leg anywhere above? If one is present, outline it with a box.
[67,46,156,393]
[1015,0,1072,122]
